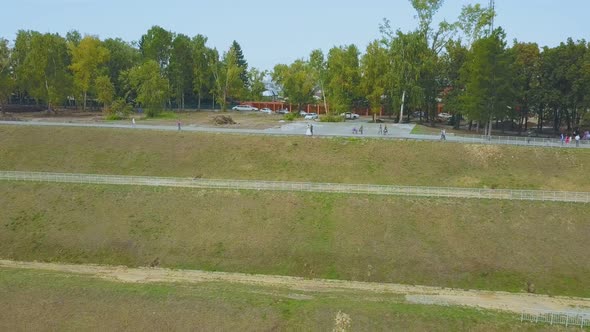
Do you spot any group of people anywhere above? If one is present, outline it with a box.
[352,125,364,135]
[377,124,389,135]
[561,132,582,147]
[305,123,314,136]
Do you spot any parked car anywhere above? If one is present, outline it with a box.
[232,104,258,111]
[276,108,290,114]
[299,111,308,116]
[304,112,318,120]
[260,108,273,114]
[341,112,360,120]
[437,112,452,120]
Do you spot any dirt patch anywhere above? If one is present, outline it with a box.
[211,115,236,125]
[1,259,589,315]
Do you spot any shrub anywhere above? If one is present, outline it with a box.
[283,112,297,121]
[320,114,345,122]
[104,99,132,120]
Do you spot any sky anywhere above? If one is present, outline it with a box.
[2,0,589,71]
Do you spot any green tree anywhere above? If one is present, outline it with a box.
[230,40,249,88]
[248,67,266,101]
[20,32,72,110]
[139,26,173,70]
[460,28,514,136]
[69,35,110,111]
[440,40,469,128]
[325,45,361,114]
[212,47,244,110]
[95,75,115,111]
[360,41,388,121]
[272,60,315,111]
[192,34,214,110]
[103,38,140,98]
[309,49,328,113]
[124,60,169,117]
[510,41,540,133]
[0,37,13,112]
[169,33,193,109]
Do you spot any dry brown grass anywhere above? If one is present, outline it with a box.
[1,181,589,297]
[1,125,589,190]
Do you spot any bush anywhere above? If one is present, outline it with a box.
[152,111,177,119]
[283,112,297,121]
[104,99,132,120]
[320,114,345,122]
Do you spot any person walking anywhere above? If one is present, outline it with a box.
[359,125,364,135]
[383,125,388,135]
[560,133,565,145]
[378,124,383,135]
[306,124,312,136]
[132,117,136,128]
[177,120,181,131]
[310,124,314,136]
[575,134,581,147]
[440,128,446,141]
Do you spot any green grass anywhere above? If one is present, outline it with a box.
[1,181,589,297]
[0,267,554,331]
[1,125,589,190]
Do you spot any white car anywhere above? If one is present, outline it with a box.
[341,112,360,120]
[304,113,318,120]
[260,108,273,114]
[299,111,308,116]
[438,112,452,120]
[232,105,258,111]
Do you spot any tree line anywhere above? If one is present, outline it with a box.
[0,27,259,118]
[1,0,589,133]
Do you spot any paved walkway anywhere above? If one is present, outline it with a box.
[1,119,588,148]
[1,171,588,203]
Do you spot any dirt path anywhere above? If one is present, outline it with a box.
[1,259,589,315]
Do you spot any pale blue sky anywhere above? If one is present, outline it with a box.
[2,0,588,71]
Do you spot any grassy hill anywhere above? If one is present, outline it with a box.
[1,268,533,331]
[0,125,589,190]
[1,181,588,297]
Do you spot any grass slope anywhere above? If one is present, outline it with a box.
[1,181,589,297]
[1,125,589,190]
[0,268,549,331]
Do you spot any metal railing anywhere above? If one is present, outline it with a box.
[521,308,590,328]
[1,171,589,203]
[442,133,590,149]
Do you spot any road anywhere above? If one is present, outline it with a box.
[2,119,586,148]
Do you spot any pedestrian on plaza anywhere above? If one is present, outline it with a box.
[575,134,581,147]
[440,128,446,141]
[383,125,388,135]
[378,124,383,135]
[310,124,314,136]
[177,120,181,131]
[359,125,364,135]
[305,124,312,136]
[566,135,571,144]
[132,117,136,128]
[352,127,358,135]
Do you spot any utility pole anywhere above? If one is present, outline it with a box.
[488,0,495,34]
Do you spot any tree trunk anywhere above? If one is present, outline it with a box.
[197,94,201,110]
[83,91,87,112]
[399,90,406,123]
